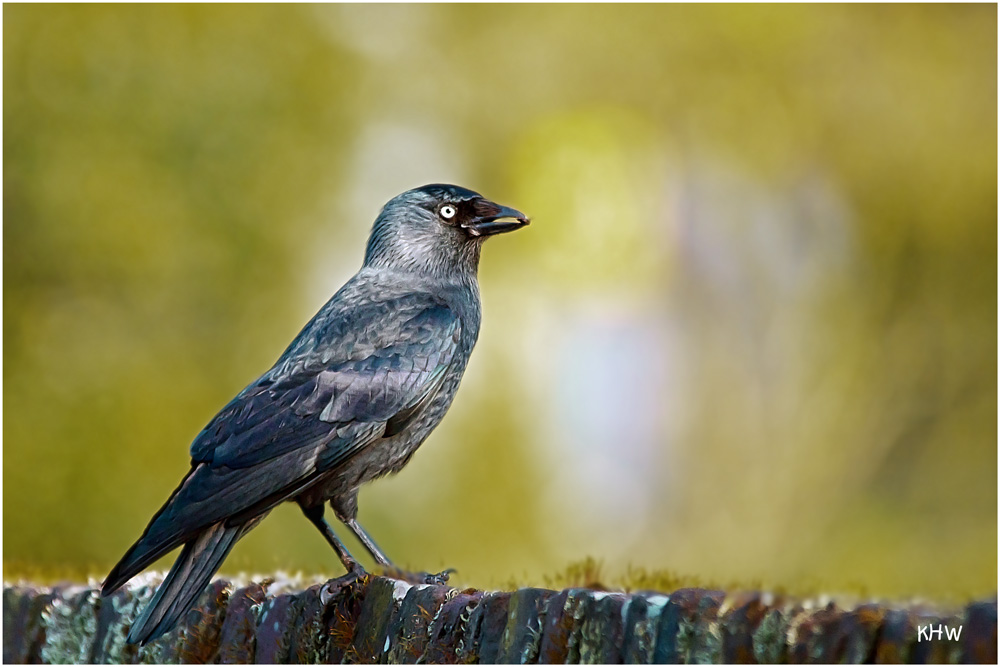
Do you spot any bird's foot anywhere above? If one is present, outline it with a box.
[380,566,456,586]
[346,561,368,579]
[319,563,369,605]
[421,568,456,585]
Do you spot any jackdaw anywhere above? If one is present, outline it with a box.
[101,184,529,645]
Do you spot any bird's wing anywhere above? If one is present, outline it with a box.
[127,298,461,555]
[191,299,461,470]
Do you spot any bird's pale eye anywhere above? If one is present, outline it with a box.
[439,204,457,220]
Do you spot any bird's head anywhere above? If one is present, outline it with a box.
[363,184,529,277]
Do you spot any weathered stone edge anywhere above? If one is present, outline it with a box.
[2,576,996,664]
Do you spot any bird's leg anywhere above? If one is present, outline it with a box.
[344,518,393,567]
[299,503,365,577]
[343,517,455,585]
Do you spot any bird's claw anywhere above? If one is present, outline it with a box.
[380,566,456,586]
[320,563,368,604]
[421,568,456,585]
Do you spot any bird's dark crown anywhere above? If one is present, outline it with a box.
[411,184,483,202]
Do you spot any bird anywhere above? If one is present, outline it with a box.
[101,184,529,645]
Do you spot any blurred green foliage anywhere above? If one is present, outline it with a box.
[4,5,996,601]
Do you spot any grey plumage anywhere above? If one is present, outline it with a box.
[102,184,529,645]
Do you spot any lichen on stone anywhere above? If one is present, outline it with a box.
[453,596,482,662]
[96,587,148,663]
[635,594,670,660]
[752,607,789,663]
[40,588,99,665]
[564,591,588,664]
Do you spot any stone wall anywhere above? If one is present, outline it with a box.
[3,574,996,663]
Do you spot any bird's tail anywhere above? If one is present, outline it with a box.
[126,521,242,646]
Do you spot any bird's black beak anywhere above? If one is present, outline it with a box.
[462,201,530,237]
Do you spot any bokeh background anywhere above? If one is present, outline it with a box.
[4,4,996,601]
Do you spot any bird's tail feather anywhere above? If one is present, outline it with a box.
[102,535,182,598]
[126,522,241,646]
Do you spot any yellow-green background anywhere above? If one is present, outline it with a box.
[4,4,996,601]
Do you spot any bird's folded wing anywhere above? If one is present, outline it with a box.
[147,299,461,534]
[192,300,460,468]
